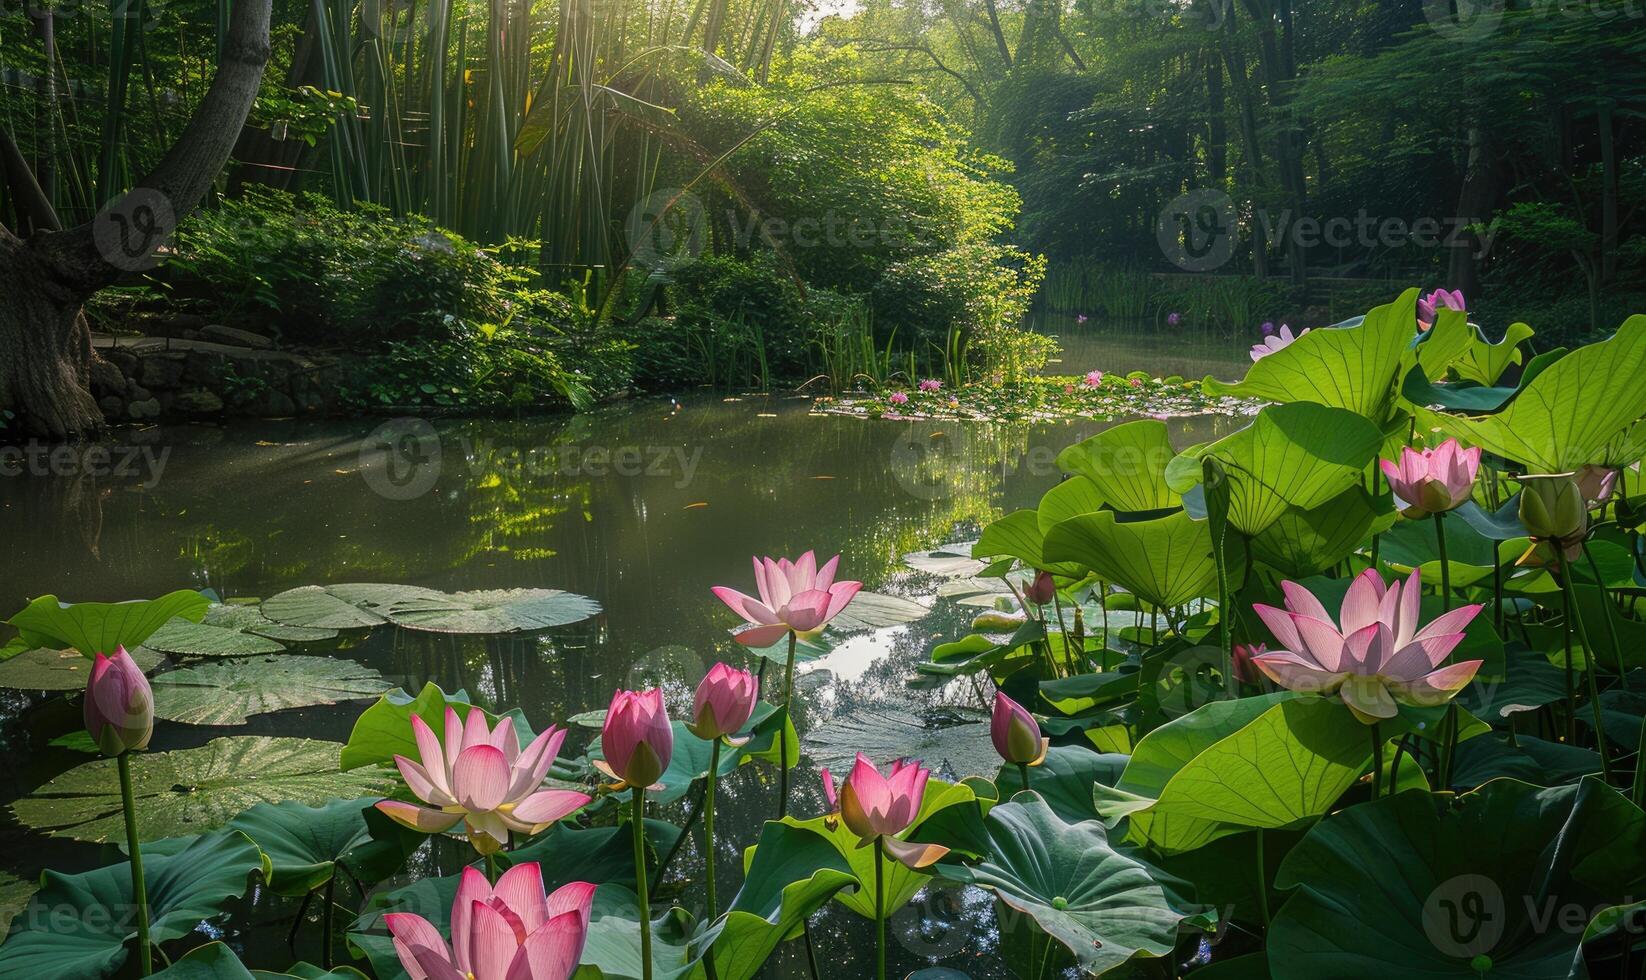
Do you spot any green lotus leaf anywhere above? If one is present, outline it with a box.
[1167,403,1384,537]
[260,586,395,630]
[935,796,1189,975]
[152,655,390,726]
[1054,418,1181,513]
[1453,322,1536,386]
[376,587,601,634]
[1450,734,1601,788]
[225,798,422,896]
[994,744,1127,824]
[1204,289,1419,419]
[1418,315,1646,472]
[339,682,531,771]
[7,590,210,657]
[1044,508,1221,609]
[11,736,393,842]
[974,509,1082,577]
[563,884,697,979]
[1095,694,1373,854]
[142,617,287,658]
[825,591,930,631]
[202,603,339,643]
[1249,487,1391,578]
[0,831,265,980]
[153,941,255,978]
[704,821,858,980]
[1269,778,1646,978]
[901,545,985,578]
[0,869,35,935]
[0,645,164,691]
[1376,512,1512,589]
[1037,475,1107,535]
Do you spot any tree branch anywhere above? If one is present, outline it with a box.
[34,0,272,293]
[0,123,63,235]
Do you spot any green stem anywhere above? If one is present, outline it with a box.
[118,752,152,977]
[1389,734,1411,796]
[704,739,720,922]
[1369,724,1383,801]
[778,630,797,819]
[873,842,886,980]
[1439,705,1459,791]
[1635,711,1646,809]
[1562,566,1616,784]
[1583,542,1632,690]
[320,872,336,969]
[1435,512,1452,613]
[485,851,498,886]
[1562,563,1579,748]
[633,788,653,980]
[1255,829,1270,929]
[1018,762,1031,795]
[1492,541,1505,638]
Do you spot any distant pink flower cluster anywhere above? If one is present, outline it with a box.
[918,379,942,393]
[1083,370,1103,388]
[888,391,908,405]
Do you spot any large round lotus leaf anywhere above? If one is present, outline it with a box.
[6,589,210,656]
[0,868,35,934]
[935,796,1190,975]
[381,588,601,633]
[202,603,339,643]
[226,798,421,896]
[0,830,265,980]
[1269,778,1646,979]
[902,545,984,577]
[142,617,287,658]
[824,591,930,632]
[0,645,165,691]
[260,586,390,629]
[802,703,997,781]
[11,736,394,842]
[152,655,391,725]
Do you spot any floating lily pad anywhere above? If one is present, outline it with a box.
[11,736,394,842]
[827,591,930,631]
[0,868,35,935]
[202,603,339,643]
[0,830,265,980]
[902,545,984,578]
[142,618,287,658]
[381,588,601,633]
[803,704,997,781]
[0,645,165,691]
[153,656,391,726]
[260,586,393,630]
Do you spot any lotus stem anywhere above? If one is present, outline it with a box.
[1389,734,1412,795]
[633,787,653,980]
[778,630,797,819]
[1561,566,1615,784]
[1434,512,1452,613]
[118,752,152,977]
[1255,829,1269,929]
[1582,542,1631,690]
[704,739,721,921]
[1635,716,1646,809]
[873,842,887,980]
[320,871,336,969]
[1018,762,1031,795]
[1369,724,1383,801]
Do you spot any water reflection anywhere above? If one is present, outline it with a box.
[0,388,1246,977]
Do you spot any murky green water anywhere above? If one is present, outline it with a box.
[0,330,1248,977]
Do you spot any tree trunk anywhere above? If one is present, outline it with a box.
[1446,124,1498,298]
[0,0,272,441]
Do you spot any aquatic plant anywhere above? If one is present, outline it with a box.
[599,689,673,980]
[384,863,593,980]
[85,649,155,975]
[686,663,758,920]
[990,691,1048,790]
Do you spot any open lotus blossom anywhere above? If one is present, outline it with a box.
[1167,312,1182,326]
[376,709,591,852]
[84,647,153,757]
[918,378,942,393]
[1380,439,1480,517]
[1418,288,1466,331]
[687,663,758,742]
[887,391,908,405]
[990,692,1048,767]
[1250,324,1308,361]
[821,754,950,869]
[1083,370,1103,388]
[712,550,862,647]
[385,862,594,980]
[1251,569,1483,724]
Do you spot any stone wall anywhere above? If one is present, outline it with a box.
[92,330,347,423]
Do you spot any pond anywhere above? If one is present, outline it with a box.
[0,329,1250,977]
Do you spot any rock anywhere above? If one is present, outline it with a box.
[199,324,275,350]
[291,376,328,414]
[105,347,139,374]
[138,354,186,389]
[90,358,127,395]
[127,397,161,420]
[184,349,228,386]
[99,396,125,419]
[238,389,297,418]
[126,381,152,401]
[174,390,224,414]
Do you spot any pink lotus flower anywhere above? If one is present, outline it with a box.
[1260,321,1276,336]
[1063,383,1077,395]
[1575,465,1619,508]
[376,709,592,852]
[712,550,862,647]
[1128,377,1143,388]
[888,391,908,405]
[822,755,950,869]
[1380,439,1480,518]
[1418,289,1466,331]
[1023,570,1055,605]
[1231,642,1265,685]
[687,663,758,742]
[1251,569,1483,723]
[1076,314,1089,324]
[85,647,153,757]
[1250,324,1308,361]
[1083,370,1103,388]
[375,708,592,856]
[385,862,593,980]
[919,379,942,393]
[1166,312,1182,326]
[596,688,673,790]
[990,693,1048,767]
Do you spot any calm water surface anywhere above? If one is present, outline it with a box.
[0,329,1248,977]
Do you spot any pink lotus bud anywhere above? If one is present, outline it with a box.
[1024,570,1056,606]
[599,689,673,790]
[1378,439,1480,518]
[1232,642,1265,684]
[85,647,153,756]
[990,692,1048,766]
[687,663,758,741]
